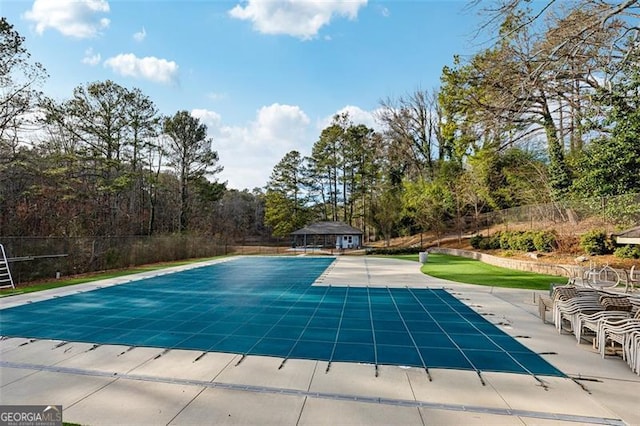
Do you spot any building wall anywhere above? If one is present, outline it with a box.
[336,235,361,249]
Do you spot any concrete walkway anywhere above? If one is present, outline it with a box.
[1,256,638,425]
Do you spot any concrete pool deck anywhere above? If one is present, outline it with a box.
[1,256,638,425]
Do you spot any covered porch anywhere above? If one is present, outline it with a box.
[291,221,363,251]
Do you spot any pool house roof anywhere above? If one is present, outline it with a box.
[291,221,363,236]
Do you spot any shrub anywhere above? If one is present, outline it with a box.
[580,229,613,255]
[470,235,483,249]
[478,237,492,250]
[476,230,557,253]
[487,233,502,249]
[499,232,512,250]
[478,237,493,250]
[514,231,536,252]
[470,233,502,250]
[614,245,640,259]
[504,231,523,251]
[533,231,557,253]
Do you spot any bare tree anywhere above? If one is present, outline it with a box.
[439,4,629,198]
[0,17,47,155]
[377,89,445,180]
[473,0,639,74]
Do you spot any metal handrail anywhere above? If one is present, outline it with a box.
[0,244,15,289]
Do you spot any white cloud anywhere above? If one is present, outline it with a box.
[24,0,110,39]
[104,53,179,84]
[191,109,222,129]
[190,105,384,190]
[229,0,368,39]
[133,27,146,42]
[254,103,311,143]
[319,105,382,132]
[195,104,312,189]
[81,48,101,66]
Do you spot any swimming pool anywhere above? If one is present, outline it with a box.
[0,256,563,377]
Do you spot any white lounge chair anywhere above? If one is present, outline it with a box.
[623,265,639,293]
[574,310,631,344]
[554,291,602,334]
[597,315,640,360]
[624,328,640,374]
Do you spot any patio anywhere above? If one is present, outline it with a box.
[1,256,638,425]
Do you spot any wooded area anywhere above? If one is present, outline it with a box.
[1,0,639,258]
[264,0,640,244]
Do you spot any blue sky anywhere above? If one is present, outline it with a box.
[2,0,487,190]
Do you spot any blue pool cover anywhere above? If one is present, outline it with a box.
[0,257,563,377]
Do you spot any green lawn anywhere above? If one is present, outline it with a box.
[380,253,566,290]
[0,256,226,297]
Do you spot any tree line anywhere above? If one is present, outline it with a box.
[1,17,270,242]
[2,0,640,246]
[265,0,640,244]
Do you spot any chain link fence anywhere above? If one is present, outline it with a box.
[3,194,638,284]
[1,235,229,284]
[0,235,312,285]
